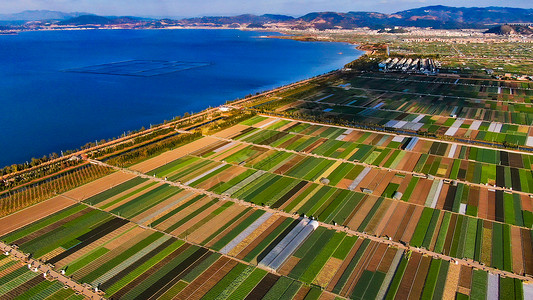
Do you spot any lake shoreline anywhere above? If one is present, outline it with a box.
[0,29,362,168]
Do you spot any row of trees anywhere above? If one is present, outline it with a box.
[0,164,110,217]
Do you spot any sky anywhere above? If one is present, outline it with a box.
[1,0,532,17]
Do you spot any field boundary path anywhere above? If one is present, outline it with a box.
[0,242,105,299]
[88,159,533,283]
[213,122,533,200]
[258,113,533,157]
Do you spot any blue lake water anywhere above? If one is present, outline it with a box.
[0,29,362,167]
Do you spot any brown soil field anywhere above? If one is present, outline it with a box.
[428,212,445,251]
[277,121,298,132]
[365,200,391,234]
[104,226,148,250]
[279,135,304,149]
[521,195,532,212]
[401,206,424,243]
[311,126,329,137]
[170,202,222,237]
[408,255,431,300]
[409,179,432,205]
[62,171,135,201]
[314,257,343,287]
[188,259,239,300]
[435,184,450,210]
[372,172,396,196]
[366,243,388,272]
[393,205,415,241]
[177,161,221,183]
[274,154,305,175]
[175,256,231,299]
[374,202,399,237]
[477,189,489,220]
[486,191,496,221]
[442,215,458,254]
[102,183,169,213]
[213,124,251,139]
[241,149,274,167]
[521,228,533,275]
[95,180,155,209]
[190,141,230,157]
[382,202,408,238]
[442,262,461,300]
[396,174,413,194]
[395,252,422,299]
[253,117,277,129]
[228,215,279,257]
[398,153,420,172]
[235,217,286,261]
[342,130,362,143]
[303,138,328,153]
[130,136,219,173]
[279,256,300,276]
[278,183,312,211]
[195,166,247,191]
[204,210,255,248]
[132,191,199,225]
[0,195,75,236]
[337,178,354,190]
[326,239,363,291]
[318,292,336,300]
[346,195,377,230]
[293,285,311,300]
[155,196,212,232]
[210,143,247,161]
[355,169,380,191]
[186,205,247,244]
[458,265,472,291]
[377,247,397,273]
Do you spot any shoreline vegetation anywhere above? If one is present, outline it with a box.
[0,64,341,194]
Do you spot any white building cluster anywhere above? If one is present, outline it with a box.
[379,57,439,74]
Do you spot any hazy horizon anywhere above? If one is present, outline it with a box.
[1,0,532,19]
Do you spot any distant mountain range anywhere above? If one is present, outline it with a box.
[0,10,90,21]
[77,6,533,29]
[2,6,533,30]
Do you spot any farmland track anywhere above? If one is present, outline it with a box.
[208,131,533,216]
[88,159,533,284]
[256,113,533,166]
[306,96,531,130]
[356,75,533,91]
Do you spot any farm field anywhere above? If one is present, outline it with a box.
[265,72,533,147]
[0,69,532,299]
[123,118,532,279]
[1,168,532,300]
